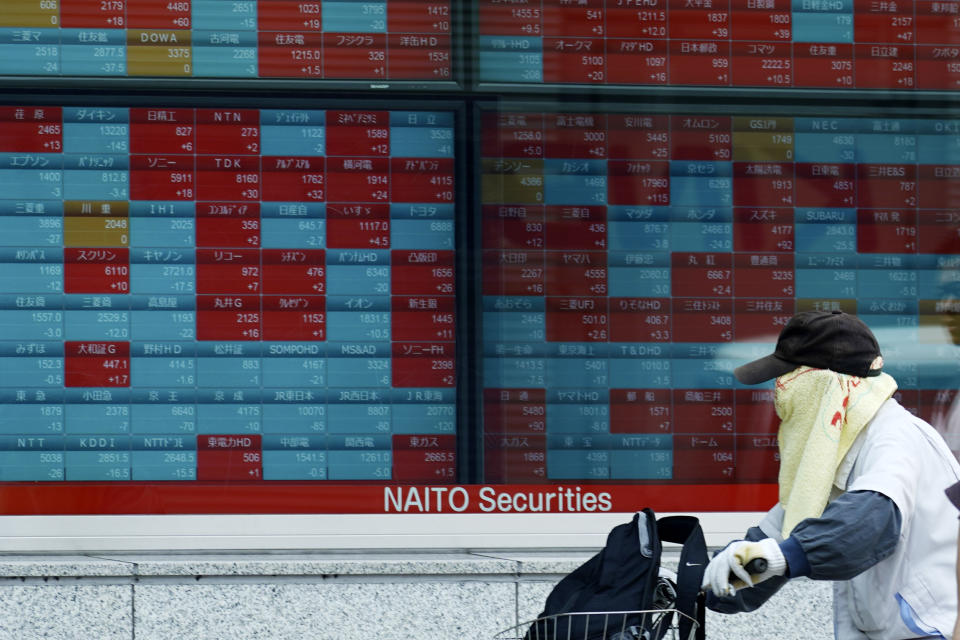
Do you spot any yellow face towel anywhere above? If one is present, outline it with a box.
[774,365,898,537]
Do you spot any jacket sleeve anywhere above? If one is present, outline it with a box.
[781,489,901,581]
[706,490,901,614]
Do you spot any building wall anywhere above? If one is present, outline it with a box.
[0,551,833,640]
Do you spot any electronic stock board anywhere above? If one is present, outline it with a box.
[0,0,959,520]
[477,0,960,90]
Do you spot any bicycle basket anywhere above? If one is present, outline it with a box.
[494,608,700,640]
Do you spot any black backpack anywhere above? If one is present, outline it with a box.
[524,509,707,640]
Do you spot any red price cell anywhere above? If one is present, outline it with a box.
[388,1,452,33]
[916,1,960,44]
[195,203,260,248]
[64,341,131,388]
[196,435,262,482]
[391,296,455,341]
[672,298,734,342]
[733,162,795,206]
[543,38,606,84]
[673,432,736,480]
[733,253,795,297]
[608,161,670,206]
[130,155,195,201]
[64,248,130,294]
[918,165,960,208]
[671,252,733,297]
[480,112,545,158]
[607,115,670,160]
[857,164,917,207]
[196,248,261,294]
[195,156,260,202]
[261,295,326,341]
[545,297,609,342]
[391,158,455,203]
[670,116,732,160]
[731,42,793,87]
[542,0,604,37]
[0,106,62,153]
[670,41,732,85]
[326,203,390,249]
[387,34,452,80]
[544,206,607,251]
[733,207,795,252]
[477,0,542,37]
[483,388,547,435]
[607,1,667,39]
[196,295,261,340]
[482,205,546,250]
[673,445,735,481]
[856,209,919,253]
[261,156,325,202]
[734,298,796,340]
[853,0,916,44]
[543,113,608,158]
[734,389,778,433]
[610,298,672,342]
[610,388,672,434]
[323,33,388,79]
[61,0,126,28]
[734,434,779,481]
[326,161,391,204]
[391,250,454,295]
[918,211,960,254]
[257,32,324,77]
[730,0,792,40]
[262,249,325,295]
[482,250,545,296]
[793,43,855,88]
[126,0,190,29]
[256,1,322,31]
[391,435,456,483]
[854,44,917,89]
[130,108,195,154]
[917,46,960,90]
[195,109,260,154]
[607,39,669,84]
[391,343,455,387]
[673,389,735,435]
[669,0,731,40]
[327,111,390,155]
[484,434,548,483]
[795,163,857,207]
[545,251,607,296]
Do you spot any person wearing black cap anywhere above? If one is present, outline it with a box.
[701,310,960,639]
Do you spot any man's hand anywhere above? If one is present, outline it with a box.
[701,538,787,597]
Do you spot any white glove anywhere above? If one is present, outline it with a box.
[701,538,787,597]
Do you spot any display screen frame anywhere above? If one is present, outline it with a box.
[0,0,466,92]
[473,96,960,493]
[0,90,475,516]
[1,75,960,551]
[469,0,960,97]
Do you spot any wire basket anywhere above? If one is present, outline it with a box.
[494,609,699,640]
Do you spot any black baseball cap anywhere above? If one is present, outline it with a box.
[734,310,884,384]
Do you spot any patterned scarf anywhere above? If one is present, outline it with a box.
[774,366,898,537]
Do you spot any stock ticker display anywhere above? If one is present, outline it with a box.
[0,104,457,483]
[477,0,960,90]
[0,1,452,81]
[480,109,960,484]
